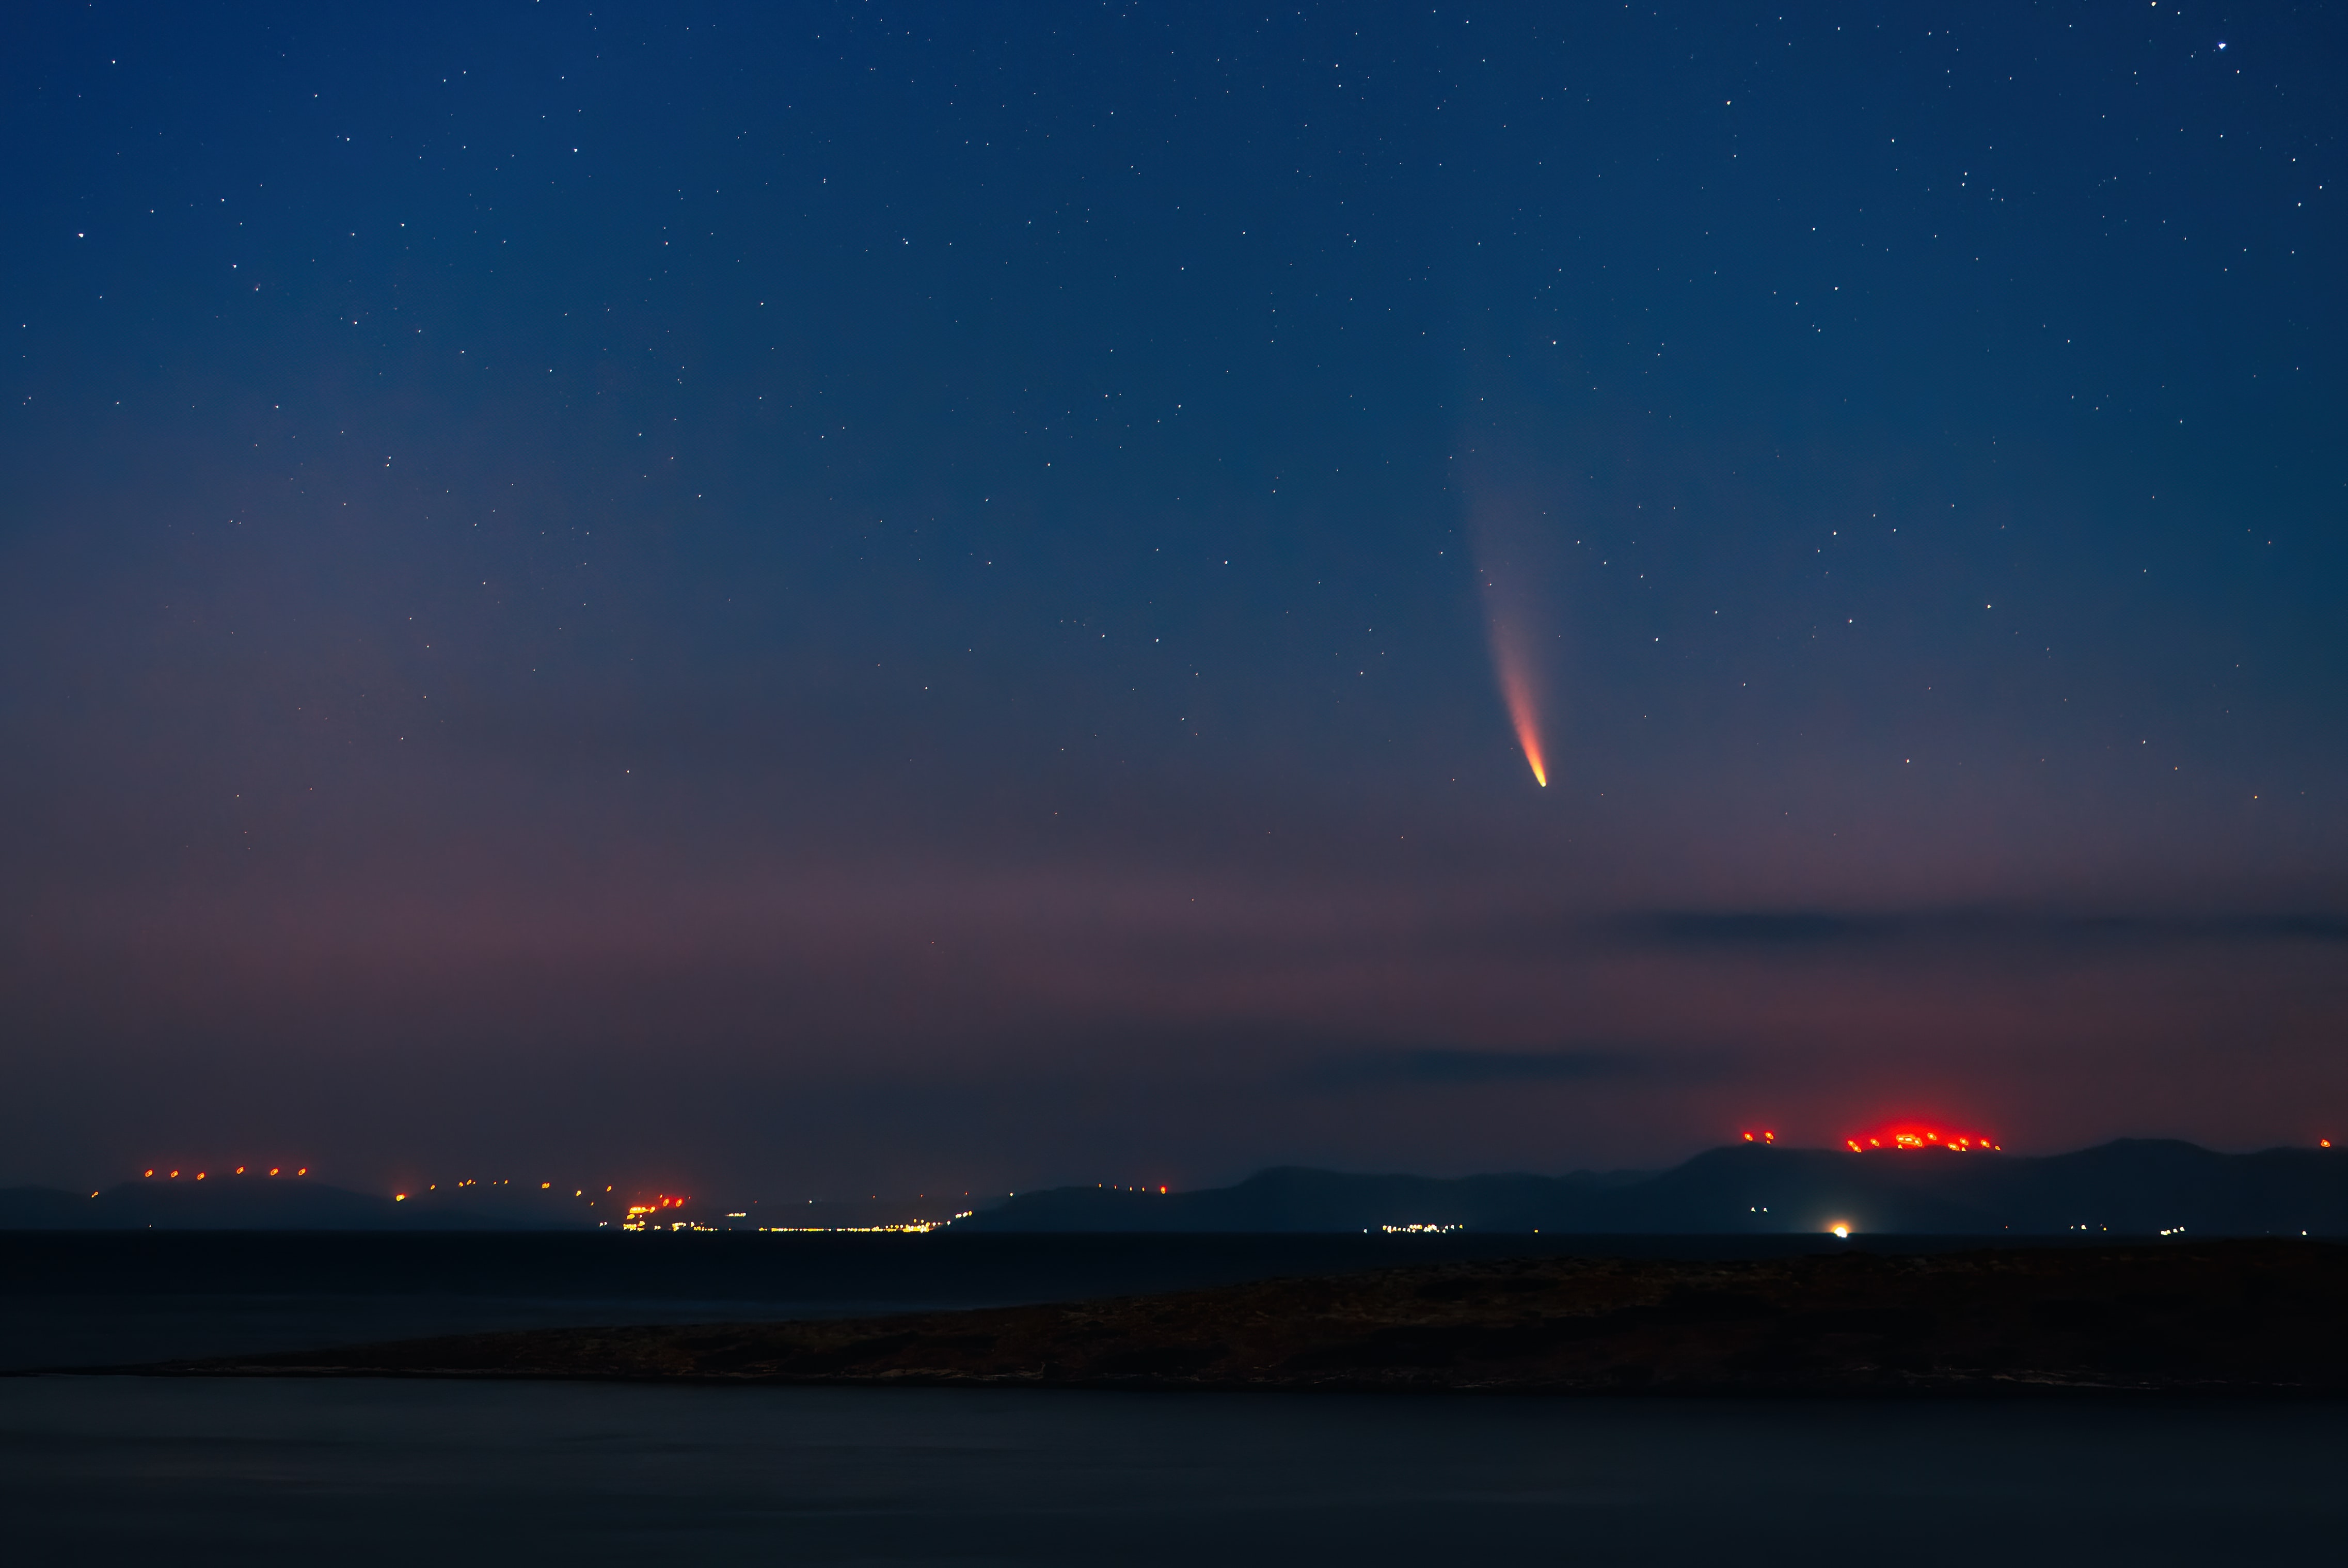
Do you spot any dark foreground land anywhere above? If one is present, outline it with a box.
[143,1239,2348,1395]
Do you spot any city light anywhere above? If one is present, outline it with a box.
[621,1194,693,1231]
[757,1220,961,1233]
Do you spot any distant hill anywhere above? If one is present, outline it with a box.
[9,1140,2341,1234]
[0,1177,595,1231]
[958,1141,2348,1236]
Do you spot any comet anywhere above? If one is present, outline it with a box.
[1488,620,1548,786]
[1461,444,1562,788]
[1472,545,1553,787]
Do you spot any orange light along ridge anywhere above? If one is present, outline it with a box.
[1845,1123,2001,1153]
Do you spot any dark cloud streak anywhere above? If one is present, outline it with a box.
[1616,910,2348,953]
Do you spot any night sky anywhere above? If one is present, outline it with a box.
[5,2,2343,1199]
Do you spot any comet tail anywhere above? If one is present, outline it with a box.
[1492,633,1548,786]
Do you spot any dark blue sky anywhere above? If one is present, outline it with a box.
[4,2,2342,1197]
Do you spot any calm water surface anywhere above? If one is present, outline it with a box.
[8,1236,2342,1563]
[4,1376,2341,1566]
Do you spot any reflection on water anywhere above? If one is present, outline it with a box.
[3,1377,2341,1566]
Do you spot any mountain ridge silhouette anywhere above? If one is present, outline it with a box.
[959,1139,2348,1236]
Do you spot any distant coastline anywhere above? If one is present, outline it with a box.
[8,1137,2342,1236]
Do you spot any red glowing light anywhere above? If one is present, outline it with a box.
[1846,1122,1999,1153]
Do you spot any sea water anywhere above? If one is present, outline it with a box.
[2,1376,2341,1565]
[6,1233,2342,1563]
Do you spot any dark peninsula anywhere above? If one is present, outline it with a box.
[145,1239,2348,1396]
